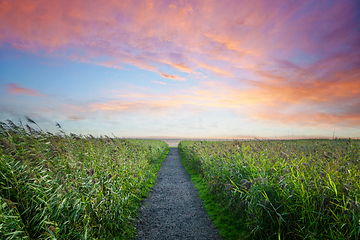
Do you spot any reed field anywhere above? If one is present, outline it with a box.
[179,139,360,240]
[0,119,169,239]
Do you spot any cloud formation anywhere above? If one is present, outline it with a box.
[62,69,360,127]
[2,0,357,77]
[6,83,43,96]
[152,80,166,85]
[0,0,359,133]
[160,72,185,81]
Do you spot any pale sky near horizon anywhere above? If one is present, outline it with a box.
[1,0,360,138]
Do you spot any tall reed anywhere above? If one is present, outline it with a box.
[179,139,360,239]
[0,119,169,239]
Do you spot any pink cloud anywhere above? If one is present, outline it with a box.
[97,61,122,69]
[6,83,43,96]
[2,0,357,77]
[152,80,166,85]
[61,63,359,126]
[1,0,359,128]
[160,72,185,81]
[254,111,360,127]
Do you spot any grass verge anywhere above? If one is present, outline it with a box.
[179,145,249,240]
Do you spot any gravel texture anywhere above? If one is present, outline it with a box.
[134,148,222,240]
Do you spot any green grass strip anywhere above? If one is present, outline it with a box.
[179,146,250,240]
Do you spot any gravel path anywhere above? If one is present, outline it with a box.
[134,148,222,240]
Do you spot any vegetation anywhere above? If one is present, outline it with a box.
[0,119,169,239]
[179,139,360,240]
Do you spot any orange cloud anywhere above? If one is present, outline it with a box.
[193,61,230,76]
[161,60,194,73]
[48,69,360,127]
[97,61,122,69]
[1,0,358,83]
[6,83,43,96]
[160,72,185,81]
[1,0,359,130]
[254,111,360,127]
[98,67,360,126]
[243,68,360,105]
[171,63,192,73]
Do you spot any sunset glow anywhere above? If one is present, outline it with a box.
[1,0,359,138]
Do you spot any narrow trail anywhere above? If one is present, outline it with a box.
[135,148,222,240]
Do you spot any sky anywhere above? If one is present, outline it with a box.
[0,0,360,139]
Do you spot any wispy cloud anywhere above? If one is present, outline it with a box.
[160,72,185,81]
[254,111,360,127]
[152,80,166,85]
[67,65,360,126]
[68,115,85,121]
[0,0,359,135]
[6,83,43,96]
[97,61,122,69]
[4,0,356,77]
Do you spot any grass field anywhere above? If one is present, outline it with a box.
[179,139,360,240]
[1,118,359,239]
[0,119,169,239]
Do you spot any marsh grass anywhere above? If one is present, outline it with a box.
[179,139,360,240]
[0,119,169,239]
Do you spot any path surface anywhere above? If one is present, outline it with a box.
[135,148,222,240]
